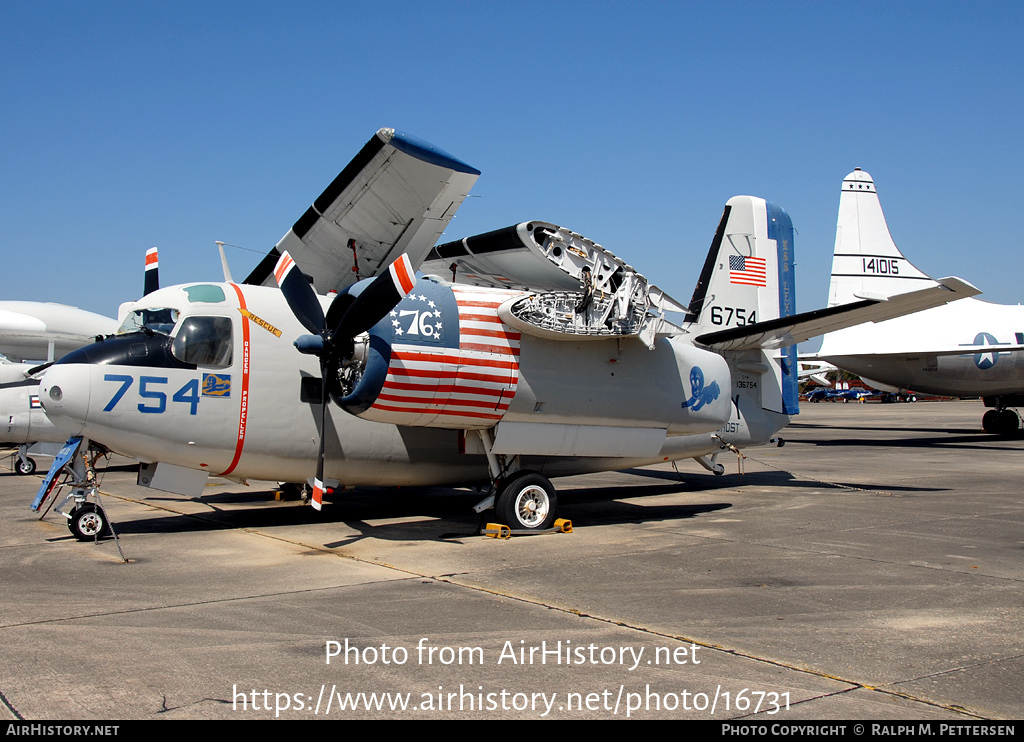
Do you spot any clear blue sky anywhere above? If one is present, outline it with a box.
[2,1,1022,326]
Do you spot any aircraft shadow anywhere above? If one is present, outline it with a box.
[789,421,1024,441]
[101,465,942,546]
[105,478,746,542]
[790,434,1022,451]
[617,467,942,494]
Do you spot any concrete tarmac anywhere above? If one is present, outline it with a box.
[1,399,1021,720]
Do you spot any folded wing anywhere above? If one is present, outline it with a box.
[246,128,480,293]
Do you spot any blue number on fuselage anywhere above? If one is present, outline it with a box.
[103,374,133,412]
[102,374,200,415]
[172,378,200,415]
[138,376,168,413]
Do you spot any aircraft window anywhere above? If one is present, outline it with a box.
[183,285,227,303]
[117,308,180,336]
[171,316,233,368]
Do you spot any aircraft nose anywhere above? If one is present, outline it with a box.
[39,364,91,436]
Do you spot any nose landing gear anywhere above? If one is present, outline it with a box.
[67,502,111,541]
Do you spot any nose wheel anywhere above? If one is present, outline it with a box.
[67,502,111,541]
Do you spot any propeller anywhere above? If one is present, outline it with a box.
[273,250,417,509]
[144,247,159,296]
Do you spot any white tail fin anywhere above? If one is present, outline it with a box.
[685,195,798,414]
[685,195,795,332]
[827,169,938,307]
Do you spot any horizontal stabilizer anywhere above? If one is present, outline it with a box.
[246,128,480,294]
[696,276,979,352]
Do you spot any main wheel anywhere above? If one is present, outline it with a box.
[68,503,110,541]
[998,408,1019,435]
[16,457,36,475]
[496,472,557,531]
[983,409,1000,433]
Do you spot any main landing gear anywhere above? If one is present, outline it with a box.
[16,456,36,475]
[496,471,558,531]
[472,429,564,533]
[14,443,40,475]
[982,407,1019,435]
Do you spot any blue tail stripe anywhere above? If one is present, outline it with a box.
[765,201,799,416]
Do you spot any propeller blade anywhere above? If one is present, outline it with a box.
[311,362,329,511]
[144,247,159,296]
[295,253,415,511]
[274,251,325,335]
[334,253,417,339]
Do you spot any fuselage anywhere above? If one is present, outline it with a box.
[0,301,118,363]
[0,362,61,446]
[818,298,1024,396]
[38,279,776,488]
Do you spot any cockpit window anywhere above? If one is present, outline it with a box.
[171,316,233,368]
[118,308,180,336]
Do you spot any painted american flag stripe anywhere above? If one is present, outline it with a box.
[365,288,525,427]
[369,405,504,421]
[391,349,517,370]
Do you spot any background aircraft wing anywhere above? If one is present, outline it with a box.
[696,276,980,352]
[245,128,480,293]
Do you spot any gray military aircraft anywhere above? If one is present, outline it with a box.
[35,129,978,537]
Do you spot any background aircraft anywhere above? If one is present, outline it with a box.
[0,304,117,474]
[35,130,977,538]
[0,301,117,364]
[809,169,1024,434]
[0,251,157,474]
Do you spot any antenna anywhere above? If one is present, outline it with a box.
[215,241,234,283]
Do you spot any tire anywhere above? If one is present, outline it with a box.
[983,409,1000,433]
[16,457,36,475]
[998,409,1019,435]
[68,503,110,541]
[496,472,557,530]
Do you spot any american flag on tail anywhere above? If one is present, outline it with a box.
[729,255,767,287]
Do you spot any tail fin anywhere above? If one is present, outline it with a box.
[685,195,795,332]
[827,169,937,307]
[685,195,798,415]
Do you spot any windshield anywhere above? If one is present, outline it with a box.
[171,316,233,368]
[117,308,180,336]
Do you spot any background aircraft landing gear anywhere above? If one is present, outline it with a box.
[982,408,1019,435]
[16,456,36,475]
[496,471,558,531]
[67,502,110,541]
